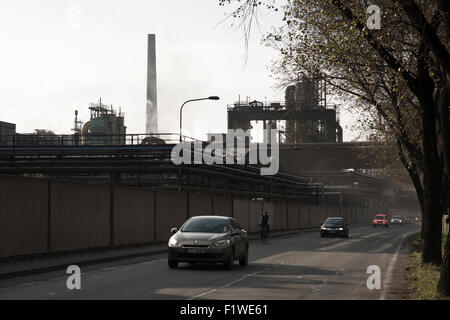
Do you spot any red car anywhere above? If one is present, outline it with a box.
[372,214,390,228]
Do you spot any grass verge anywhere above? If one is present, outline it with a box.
[407,232,449,300]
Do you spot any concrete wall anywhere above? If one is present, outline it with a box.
[364,208,371,223]
[273,202,288,230]
[155,191,188,242]
[0,175,383,258]
[287,203,300,230]
[348,207,355,224]
[50,181,110,252]
[353,207,361,224]
[263,202,275,222]
[328,206,337,218]
[0,176,48,257]
[343,207,351,222]
[318,206,327,224]
[212,195,232,217]
[249,200,263,233]
[189,193,213,217]
[233,198,250,230]
[309,206,320,228]
[299,205,310,229]
[113,187,155,246]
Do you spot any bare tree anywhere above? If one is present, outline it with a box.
[220,0,449,295]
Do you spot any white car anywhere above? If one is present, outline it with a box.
[390,216,404,226]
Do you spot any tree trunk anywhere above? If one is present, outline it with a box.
[436,71,450,297]
[438,230,450,296]
[418,55,444,264]
[422,200,443,264]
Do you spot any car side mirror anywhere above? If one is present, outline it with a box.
[170,227,178,235]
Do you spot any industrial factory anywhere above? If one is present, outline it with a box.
[0,34,419,214]
[0,34,158,147]
[0,35,341,149]
[0,98,126,147]
[0,33,421,269]
[227,76,343,144]
[78,99,126,146]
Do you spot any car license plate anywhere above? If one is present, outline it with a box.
[187,248,206,254]
[329,230,336,233]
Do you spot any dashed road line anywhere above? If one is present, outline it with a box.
[187,270,264,300]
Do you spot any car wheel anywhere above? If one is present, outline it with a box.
[239,247,248,266]
[168,260,178,269]
[224,250,234,270]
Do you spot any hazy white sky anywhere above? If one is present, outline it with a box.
[0,0,359,140]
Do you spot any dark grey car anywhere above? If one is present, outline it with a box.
[167,216,249,269]
[320,217,349,238]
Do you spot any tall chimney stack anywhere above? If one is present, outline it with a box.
[146,34,158,134]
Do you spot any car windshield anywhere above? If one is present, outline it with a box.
[376,216,387,219]
[324,218,345,226]
[181,218,229,233]
[392,216,401,219]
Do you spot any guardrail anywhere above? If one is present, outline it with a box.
[0,133,204,148]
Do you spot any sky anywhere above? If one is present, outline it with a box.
[0,0,360,141]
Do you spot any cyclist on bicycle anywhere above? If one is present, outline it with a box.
[259,211,270,244]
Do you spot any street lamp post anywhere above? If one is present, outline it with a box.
[179,96,220,142]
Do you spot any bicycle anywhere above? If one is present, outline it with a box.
[261,225,269,244]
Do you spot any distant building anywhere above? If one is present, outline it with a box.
[81,99,126,145]
[0,121,16,146]
[227,76,343,144]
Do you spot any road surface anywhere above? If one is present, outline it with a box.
[0,224,419,300]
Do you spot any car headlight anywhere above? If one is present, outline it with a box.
[168,237,181,248]
[338,228,344,231]
[211,239,231,248]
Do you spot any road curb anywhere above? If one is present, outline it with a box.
[0,224,368,281]
[0,230,301,280]
[0,249,168,281]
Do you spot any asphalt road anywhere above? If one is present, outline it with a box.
[0,224,420,300]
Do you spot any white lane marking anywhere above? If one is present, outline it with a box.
[309,267,344,293]
[187,288,217,300]
[188,227,384,300]
[187,270,263,300]
[319,240,359,251]
[311,278,329,292]
[336,268,345,276]
[358,231,386,239]
[379,231,415,300]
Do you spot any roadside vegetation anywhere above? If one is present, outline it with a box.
[409,232,449,300]
[219,0,449,297]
